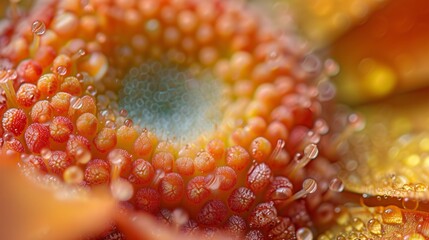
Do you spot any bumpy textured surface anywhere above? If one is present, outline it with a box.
[0,0,340,239]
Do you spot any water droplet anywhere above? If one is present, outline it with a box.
[329,178,345,192]
[301,54,321,74]
[56,66,67,76]
[318,80,336,101]
[41,148,52,160]
[119,109,128,117]
[110,178,134,201]
[32,20,46,36]
[63,166,84,184]
[124,118,133,127]
[367,219,383,235]
[72,98,83,109]
[3,133,13,142]
[76,147,91,164]
[272,187,292,200]
[314,119,329,135]
[146,19,160,32]
[303,178,317,194]
[86,85,97,96]
[296,227,313,240]
[304,144,318,160]
[382,205,403,225]
[324,59,340,76]
[105,120,116,129]
[348,113,365,131]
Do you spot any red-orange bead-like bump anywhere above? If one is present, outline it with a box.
[37,73,59,97]
[84,159,110,185]
[30,100,53,123]
[214,166,237,191]
[2,108,27,136]
[27,155,48,173]
[186,176,210,204]
[4,138,25,153]
[159,172,184,203]
[228,187,256,213]
[50,92,72,115]
[152,151,174,173]
[48,150,72,175]
[60,76,82,96]
[49,116,73,143]
[94,128,117,153]
[194,151,215,173]
[247,163,272,192]
[76,113,98,137]
[226,146,251,171]
[24,123,50,153]
[16,83,40,108]
[197,200,228,226]
[245,230,264,240]
[248,201,278,229]
[265,176,293,204]
[133,131,155,157]
[128,158,154,185]
[135,187,161,214]
[16,59,43,84]
[175,157,195,176]
[224,215,247,236]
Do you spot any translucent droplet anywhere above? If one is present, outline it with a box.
[86,85,97,96]
[146,19,160,32]
[63,166,84,184]
[381,205,403,225]
[72,98,83,109]
[272,187,292,200]
[348,113,365,131]
[110,178,134,201]
[105,120,116,129]
[76,147,91,164]
[297,227,313,240]
[40,148,52,160]
[324,59,340,76]
[32,20,46,36]
[314,119,329,135]
[367,219,383,235]
[119,109,128,117]
[304,144,318,160]
[329,178,345,192]
[301,54,321,74]
[56,66,67,76]
[303,178,318,194]
[3,133,13,142]
[124,119,133,127]
[318,80,336,101]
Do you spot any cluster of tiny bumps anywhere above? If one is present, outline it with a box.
[0,0,339,239]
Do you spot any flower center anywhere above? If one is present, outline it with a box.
[118,61,223,143]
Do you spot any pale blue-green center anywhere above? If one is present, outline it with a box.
[119,61,222,142]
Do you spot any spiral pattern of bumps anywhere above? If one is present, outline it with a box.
[0,0,339,239]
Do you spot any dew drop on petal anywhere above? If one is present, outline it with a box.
[32,20,46,36]
[296,227,313,240]
[329,178,345,192]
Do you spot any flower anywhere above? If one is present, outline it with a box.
[1,0,428,239]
